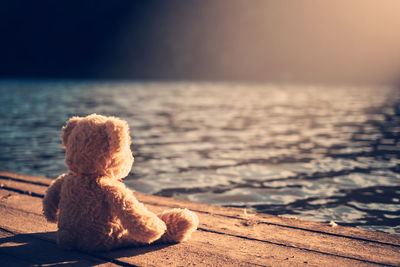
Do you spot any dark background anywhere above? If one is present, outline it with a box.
[1,0,400,84]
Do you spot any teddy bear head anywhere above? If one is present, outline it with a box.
[61,114,134,179]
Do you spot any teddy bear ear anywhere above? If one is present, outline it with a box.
[104,117,130,153]
[61,116,81,148]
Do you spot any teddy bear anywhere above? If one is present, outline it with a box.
[42,114,199,251]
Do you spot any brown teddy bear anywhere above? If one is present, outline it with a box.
[43,114,198,251]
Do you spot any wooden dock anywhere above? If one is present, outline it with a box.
[0,171,399,266]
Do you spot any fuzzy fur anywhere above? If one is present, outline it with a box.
[43,114,198,251]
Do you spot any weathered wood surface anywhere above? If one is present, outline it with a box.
[0,171,399,266]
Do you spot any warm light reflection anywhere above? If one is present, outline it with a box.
[111,0,400,84]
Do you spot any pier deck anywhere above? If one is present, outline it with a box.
[0,171,399,266]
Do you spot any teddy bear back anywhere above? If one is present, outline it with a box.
[61,114,134,179]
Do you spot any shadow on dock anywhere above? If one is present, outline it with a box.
[0,231,173,266]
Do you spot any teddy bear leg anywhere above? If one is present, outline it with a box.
[116,231,145,249]
[157,208,199,243]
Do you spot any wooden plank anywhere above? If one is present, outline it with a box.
[0,202,382,267]
[2,188,399,266]
[1,171,399,248]
[135,192,400,247]
[0,171,399,266]
[0,178,45,198]
[2,170,398,247]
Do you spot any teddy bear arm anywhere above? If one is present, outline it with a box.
[43,174,65,222]
[114,193,167,244]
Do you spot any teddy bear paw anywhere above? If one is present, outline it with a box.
[158,208,199,243]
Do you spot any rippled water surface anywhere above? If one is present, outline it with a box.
[1,80,399,234]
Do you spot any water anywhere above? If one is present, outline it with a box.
[1,80,399,234]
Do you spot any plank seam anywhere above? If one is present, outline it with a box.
[0,185,44,198]
[0,226,15,235]
[198,228,397,267]
[258,221,400,248]
[0,175,50,187]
